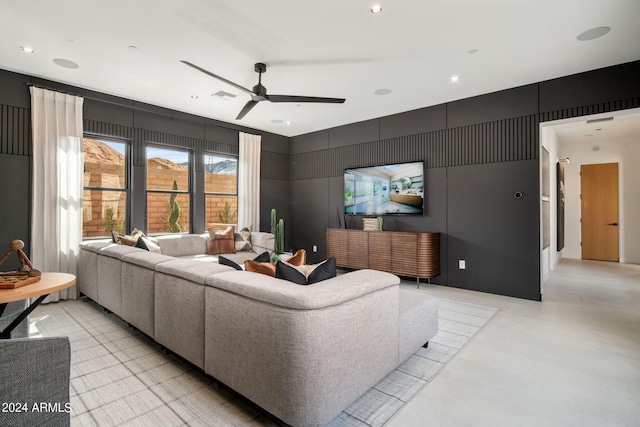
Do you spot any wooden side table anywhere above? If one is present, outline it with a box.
[0,272,76,338]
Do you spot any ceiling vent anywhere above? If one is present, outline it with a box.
[586,117,613,124]
[212,90,237,100]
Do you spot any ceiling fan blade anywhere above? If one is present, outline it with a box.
[267,94,346,104]
[181,60,254,96]
[236,100,259,120]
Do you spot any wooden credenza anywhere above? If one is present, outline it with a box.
[326,228,440,281]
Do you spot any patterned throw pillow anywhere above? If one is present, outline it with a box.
[112,228,143,246]
[235,226,253,252]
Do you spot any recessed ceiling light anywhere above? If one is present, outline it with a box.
[191,95,199,99]
[285,121,291,125]
[449,75,460,83]
[53,58,79,69]
[577,26,610,41]
[370,5,383,14]
[374,88,392,95]
[20,46,35,53]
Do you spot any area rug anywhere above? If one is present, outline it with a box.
[325,298,498,427]
[28,296,497,426]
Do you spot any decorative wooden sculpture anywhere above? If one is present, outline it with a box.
[0,240,42,289]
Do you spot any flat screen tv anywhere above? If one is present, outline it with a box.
[344,161,424,215]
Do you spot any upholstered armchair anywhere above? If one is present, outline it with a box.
[0,337,71,427]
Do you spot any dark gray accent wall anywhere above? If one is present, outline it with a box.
[289,60,640,301]
[447,160,539,300]
[0,154,31,269]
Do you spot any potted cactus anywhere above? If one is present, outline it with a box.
[270,208,286,261]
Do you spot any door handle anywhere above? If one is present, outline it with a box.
[607,223,618,226]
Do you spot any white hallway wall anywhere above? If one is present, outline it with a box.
[559,134,640,264]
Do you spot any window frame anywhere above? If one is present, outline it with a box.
[82,134,131,239]
[204,151,239,230]
[145,143,193,234]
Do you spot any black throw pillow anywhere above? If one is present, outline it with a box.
[253,251,271,263]
[275,257,337,285]
[219,255,242,270]
[275,261,308,285]
[220,251,271,271]
[307,256,337,284]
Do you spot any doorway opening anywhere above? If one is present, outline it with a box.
[539,107,640,295]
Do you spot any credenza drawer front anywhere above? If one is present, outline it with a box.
[368,232,392,272]
[417,233,441,278]
[347,230,369,269]
[391,233,417,277]
[326,229,348,266]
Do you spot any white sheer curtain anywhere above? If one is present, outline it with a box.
[237,132,261,231]
[30,87,84,302]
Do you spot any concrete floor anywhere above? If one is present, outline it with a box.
[388,258,640,427]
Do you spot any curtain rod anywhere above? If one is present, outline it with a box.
[25,82,247,134]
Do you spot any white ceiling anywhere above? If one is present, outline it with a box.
[549,109,640,145]
[2,0,640,137]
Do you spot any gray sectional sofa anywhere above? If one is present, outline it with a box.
[78,232,439,426]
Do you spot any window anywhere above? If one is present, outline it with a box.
[204,153,238,230]
[146,145,191,233]
[83,137,128,238]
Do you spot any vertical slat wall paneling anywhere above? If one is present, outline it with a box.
[1,105,31,156]
[290,113,545,181]
[133,128,146,167]
[538,98,640,126]
[261,151,290,180]
[83,120,133,141]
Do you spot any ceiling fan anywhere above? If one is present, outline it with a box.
[181,60,346,120]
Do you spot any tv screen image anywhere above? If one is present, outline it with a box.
[344,161,424,215]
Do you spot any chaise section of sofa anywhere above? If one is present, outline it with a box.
[204,269,402,426]
[398,288,439,363]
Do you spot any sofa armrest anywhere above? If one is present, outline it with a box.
[251,232,275,254]
[0,337,71,426]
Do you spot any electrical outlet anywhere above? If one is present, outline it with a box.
[312,245,318,253]
[459,260,466,270]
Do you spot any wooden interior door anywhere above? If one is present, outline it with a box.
[581,163,619,261]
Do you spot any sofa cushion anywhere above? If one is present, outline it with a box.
[155,259,234,284]
[207,226,236,255]
[275,257,337,285]
[98,243,144,259]
[121,251,175,269]
[235,226,253,252]
[155,234,207,257]
[79,240,112,253]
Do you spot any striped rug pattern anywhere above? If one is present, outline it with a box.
[29,297,497,426]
